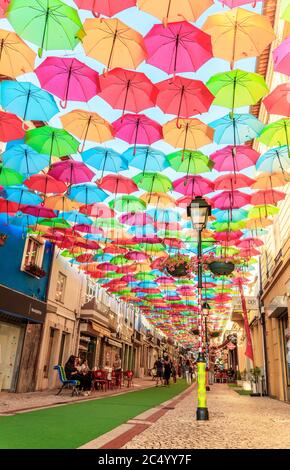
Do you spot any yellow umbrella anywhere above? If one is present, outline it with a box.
[60,110,113,152]
[140,192,176,208]
[78,18,147,70]
[202,7,275,68]
[44,195,81,212]
[137,0,213,25]
[245,218,273,229]
[0,29,36,78]
[163,118,213,152]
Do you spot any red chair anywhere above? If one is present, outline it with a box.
[123,370,133,388]
[91,370,108,392]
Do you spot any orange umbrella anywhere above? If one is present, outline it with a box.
[0,29,36,78]
[251,172,289,190]
[140,192,176,208]
[137,0,213,25]
[163,118,213,153]
[245,218,273,230]
[78,18,147,70]
[44,195,82,212]
[202,7,275,68]
[60,110,114,152]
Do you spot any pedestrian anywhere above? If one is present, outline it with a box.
[154,356,163,386]
[64,355,92,396]
[163,355,172,386]
[171,361,177,383]
[185,359,191,385]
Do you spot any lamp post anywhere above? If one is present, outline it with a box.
[187,196,211,421]
[202,301,211,392]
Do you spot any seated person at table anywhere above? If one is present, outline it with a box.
[65,355,92,396]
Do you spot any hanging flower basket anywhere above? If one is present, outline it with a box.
[160,254,196,278]
[24,263,46,278]
[207,260,235,276]
[0,233,7,246]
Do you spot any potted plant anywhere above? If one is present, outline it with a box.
[191,329,199,336]
[160,254,196,278]
[24,263,46,278]
[207,257,235,276]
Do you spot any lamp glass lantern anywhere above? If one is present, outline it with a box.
[187,196,211,231]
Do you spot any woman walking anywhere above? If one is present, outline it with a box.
[163,356,172,386]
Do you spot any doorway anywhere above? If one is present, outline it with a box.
[279,310,289,402]
[0,321,24,391]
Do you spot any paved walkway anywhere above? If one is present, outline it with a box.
[0,377,155,415]
[122,384,290,449]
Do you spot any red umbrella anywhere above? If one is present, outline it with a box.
[211,191,251,209]
[0,198,23,214]
[104,245,128,254]
[21,205,56,218]
[76,254,94,263]
[74,0,136,17]
[97,175,138,194]
[35,57,100,109]
[173,175,214,196]
[120,212,154,225]
[73,224,104,235]
[262,83,290,117]
[48,161,95,185]
[238,248,261,257]
[210,145,259,172]
[79,203,115,218]
[236,238,264,248]
[113,113,162,154]
[250,189,286,205]
[214,231,243,241]
[144,21,212,75]
[0,111,25,141]
[99,68,157,115]
[214,174,256,191]
[156,76,214,124]
[24,174,67,194]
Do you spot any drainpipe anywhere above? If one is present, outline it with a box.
[258,257,269,396]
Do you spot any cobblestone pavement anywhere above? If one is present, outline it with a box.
[123,384,290,449]
[0,377,155,414]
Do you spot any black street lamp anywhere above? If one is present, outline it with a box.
[202,301,211,392]
[187,196,211,421]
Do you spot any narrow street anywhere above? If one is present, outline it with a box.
[123,384,290,449]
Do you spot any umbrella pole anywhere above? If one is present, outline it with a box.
[173,34,180,78]
[230,18,238,70]
[283,121,290,158]
[182,123,189,162]
[60,64,73,109]
[23,90,31,125]
[143,148,149,176]
[122,80,131,119]
[80,116,92,153]
[49,132,55,168]
[176,86,185,129]
[101,151,108,179]
[38,9,50,57]
[276,150,285,175]
[133,118,140,156]
[107,28,118,71]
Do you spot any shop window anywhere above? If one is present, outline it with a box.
[55,272,67,303]
[21,236,44,271]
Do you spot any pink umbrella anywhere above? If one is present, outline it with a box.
[210,145,259,172]
[125,251,149,261]
[73,224,104,235]
[144,21,213,75]
[99,68,157,115]
[211,190,251,209]
[35,57,100,108]
[236,238,264,248]
[156,76,214,122]
[119,212,154,225]
[273,36,290,76]
[214,174,256,191]
[97,175,138,194]
[48,161,95,185]
[263,83,290,117]
[0,0,9,17]
[173,175,214,196]
[74,0,136,17]
[24,174,67,194]
[113,113,162,153]
[250,189,286,205]
[121,275,136,282]
[214,231,243,241]
[79,203,115,218]
[21,205,56,218]
[175,196,192,207]
[238,248,261,257]
[218,1,263,7]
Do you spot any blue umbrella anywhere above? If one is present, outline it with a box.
[138,281,159,288]
[59,210,92,225]
[128,224,156,235]
[9,214,38,227]
[68,183,108,204]
[146,208,180,222]
[210,113,264,145]
[84,233,109,242]
[93,253,113,262]
[81,147,128,176]
[4,186,43,206]
[6,138,25,149]
[122,146,168,173]
[1,81,59,121]
[212,208,248,223]
[2,144,50,177]
[256,146,290,173]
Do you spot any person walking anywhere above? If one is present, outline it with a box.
[154,357,163,387]
[163,356,172,386]
[171,361,177,383]
[185,359,191,385]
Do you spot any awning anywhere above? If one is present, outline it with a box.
[106,338,122,348]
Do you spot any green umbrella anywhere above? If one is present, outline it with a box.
[102,272,123,279]
[257,119,290,156]
[248,205,279,219]
[110,255,131,265]
[109,196,146,212]
[134,272,156,281]
[215,246,239,257]
[166,150,213,174]
[158,229,181,239]
[0,165,24,186]
[206,69,268,111]
[25,126,79,166]
[211,221,246,232]
[281,0,290,21]
[38,217,70,229]
[140,243,165,253]
[93,218,124,229]
[7,0,83,57]
[133,172,172,193]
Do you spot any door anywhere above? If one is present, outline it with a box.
[279,312,289,401]
[17,323,42,393]
[0,321,23,391]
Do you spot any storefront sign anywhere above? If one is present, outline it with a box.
[0,285,46,323]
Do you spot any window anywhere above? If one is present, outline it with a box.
[86,278,96,303]
[22,236,44,269]
[55,272,67,303]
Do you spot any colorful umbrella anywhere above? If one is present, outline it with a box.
[113,114,162,153]
[210,113,264,145]
[82,147,127,176]
[256,146,290,174]
[79,18,147,70]
[0,111,25,142]
[67,183,108,205]
[218,1,263,6]
[173,175,214,196]
[156,76,214,123]
[202,7,275,68]
[35,57,100,109]
[21,205,56,219]
[273,36,290,76]
[2,144,50,177]
[7,0,84,57]
[138,0,213,24]
[75,0,136,17]
[263,83,290,117]
[167,150,213,175]
[43,195,81,212]
[109,195,146,212]
[122,146,168,173]
[144,21,212,75]
[251,172,288,190]
[250,190,285,206]
[24,174,67,194]
[248,205,279,219]
[211,190,251,209]
[140,192,176,208]
[210,145,259,172]
[257,118,290,155]
[0,164,24,186]
[97,175,138,194]
[133,172,172,193]
[99,68,157,115]
[61,110,113,151]
[0,29,36,78]
[214,174,255,191]
[163,118,213,153]
[4,185,43,206]
[206,69,268,110]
